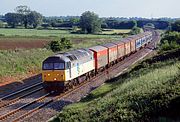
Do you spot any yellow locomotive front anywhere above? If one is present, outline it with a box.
[42,55,71,91]
[42,49,95,92]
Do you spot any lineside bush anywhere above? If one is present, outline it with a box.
[48,37,72,52]
[159,31,180,52]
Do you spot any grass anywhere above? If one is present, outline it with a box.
[50,53,180,122]
[0,28,69,37]
[0,49,53,79]
[102,29,131,35]
[0,28,122,40]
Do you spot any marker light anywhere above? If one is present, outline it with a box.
[54,78,57,81]
[48,74,50,76]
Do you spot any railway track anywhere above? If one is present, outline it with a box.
[0,30,160,122]
[0,75,99,122]
[0,82,43,109]
[0,63,110,122]
[0,82,42,101]
[0,92,51,121]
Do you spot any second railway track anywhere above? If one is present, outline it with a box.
[0,82,43,109]
[0,75,99,122]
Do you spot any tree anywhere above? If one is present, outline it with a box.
[80,11,102,34]
[15,5,31,15]
[129,27,142,35]
[5,13,23,28]
[27,11,43,28]
[14,6,43,28]
[132,20,137,28]
[0,21,3,28]
[60,38,72,49]
[144,23,155,28]
[70,18,79,25]
[15,5,31,28]
[162,31,180,45]
[48,37,72,52]
[172,20,180,32]
[49,40,62,52]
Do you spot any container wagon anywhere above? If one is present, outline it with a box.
[89,45,108,72]
[102,43,118,66]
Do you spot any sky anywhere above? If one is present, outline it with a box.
[0,0,179,18]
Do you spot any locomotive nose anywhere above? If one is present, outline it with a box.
[42,71,65,82]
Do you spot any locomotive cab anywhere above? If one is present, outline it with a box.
[42,55,71,91]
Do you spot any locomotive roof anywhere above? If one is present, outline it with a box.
[43,55,70,63]
[43,48,94,63]
[67,48,92,60]
[102,43,117,48]
[89,45,107,52]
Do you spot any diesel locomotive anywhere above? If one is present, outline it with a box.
[42,31,153,92]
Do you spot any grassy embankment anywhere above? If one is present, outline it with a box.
[50,49,180,122]
[0,49,53,82]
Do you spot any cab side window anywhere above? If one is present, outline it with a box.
[66,62,71,69]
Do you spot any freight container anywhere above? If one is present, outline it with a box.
[127,37,136,53]
[112,41,125,59]
[121,38,131,55]
[132,34,143,50]
[89,46,108,70]
[102,43,118,64]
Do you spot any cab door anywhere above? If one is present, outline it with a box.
[67,62,72,79]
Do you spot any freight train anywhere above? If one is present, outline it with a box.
[42,31,153,92]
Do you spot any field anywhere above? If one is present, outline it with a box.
[0,28,125,50]
[50,51,180,122]
[0,28,124,38]
[0,37,50,50]
[102,29,131,35]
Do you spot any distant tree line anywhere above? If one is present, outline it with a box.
[171,20,180,32]
[43,18,170,30]
[1,6,180,34]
